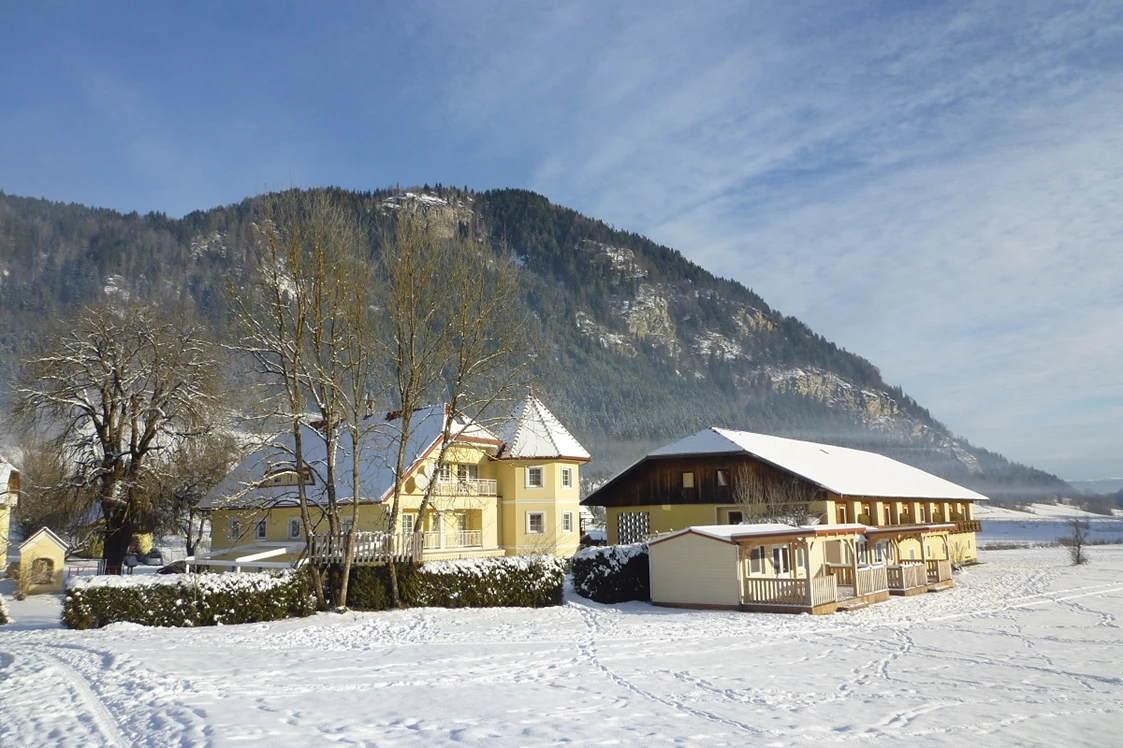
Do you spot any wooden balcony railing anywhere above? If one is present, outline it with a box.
[743,576,837,607]
[309,531,422,565]
[432,478,497,497]
[926,559,952,583]
[886,563,927,590]
[826,564,889,596]
[419,530,484,550]
[953,520,982,533]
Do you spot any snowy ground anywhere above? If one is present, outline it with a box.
[2,547,1123,747]
[977,502,1123,546]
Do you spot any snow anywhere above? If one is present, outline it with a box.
[497,395,591,461]
[3,546,1123,745]
[977,503,1123,546]
[647,427,989,501]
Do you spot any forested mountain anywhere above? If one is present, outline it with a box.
[0,186,1067,499]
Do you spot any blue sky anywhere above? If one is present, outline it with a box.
[2,1,1122,480]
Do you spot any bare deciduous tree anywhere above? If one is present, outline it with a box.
[376,208,531,606]
[16,301,218,573]
[232,190,370,609]
[1064,518,1091,565]
[733,462,819,526]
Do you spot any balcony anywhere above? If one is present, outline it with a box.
[953,520,982,533]
[419,530,484,550]
[432,478,498,497]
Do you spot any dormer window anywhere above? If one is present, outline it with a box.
[263,466,315,487]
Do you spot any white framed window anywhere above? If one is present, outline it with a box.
[255,519,267,540]
[457,463,480,481]
[288,517,302,540]
[342,518,354,535]
[750,546,764,574]
[796,547,806,568]
[438,462,452,481]
[228,518,242,540]
[561,467,573,488]
[682,471,695,489]
[772,546,790,575]
[401,512,417,535]
[526,466,544,488]
[562,512,574,533]
[527,512,545,534]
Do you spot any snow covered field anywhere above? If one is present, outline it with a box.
[977,502,1123,546]
[3,546,1123,747]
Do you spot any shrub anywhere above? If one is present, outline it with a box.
[63,569,315,629]
[345,555,566,611]
[0,594,9,625]
[571,543,649,603]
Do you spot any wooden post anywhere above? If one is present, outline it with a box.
[802,538,813,608]
[850,536,860,594]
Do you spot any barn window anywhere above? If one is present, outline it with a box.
[682,472,695,489]
[727,510,744,525]
[715,470,729,487]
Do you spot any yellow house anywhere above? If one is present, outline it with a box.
[583,427,986,565]
[0,456,19,563]
[18,527,68,594]
[196,396,590,570]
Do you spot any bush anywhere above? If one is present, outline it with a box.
[0,594,9,625]
[571,543,649,603]
[346,555,566,611]
[63,569,315,629]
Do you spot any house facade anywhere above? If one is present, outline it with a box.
[0,456,19,562]
[197,396,590,569]
[583,427,986,564]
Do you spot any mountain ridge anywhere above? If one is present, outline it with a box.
[0,185,1067,499]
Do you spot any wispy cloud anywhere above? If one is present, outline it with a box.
[415,0,1123,478]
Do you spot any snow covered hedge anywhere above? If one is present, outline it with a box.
[63,570,316,629]
[347,555,566,610]
[571,543,649,603]
[0,594,9,625]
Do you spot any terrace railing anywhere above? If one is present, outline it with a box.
[743,575,838,608]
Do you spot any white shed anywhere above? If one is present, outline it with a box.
[648,527,743,609]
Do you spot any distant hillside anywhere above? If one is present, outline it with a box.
[0,186,1069,499]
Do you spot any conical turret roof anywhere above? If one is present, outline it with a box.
[498,395,590,462]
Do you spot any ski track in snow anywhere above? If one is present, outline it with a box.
[2,546,1123,746]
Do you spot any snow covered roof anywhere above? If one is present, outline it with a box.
[20,526,69,552]
[651,523,869,546]
[200,406,502,510]
[497,395,590,462]
[594,427,988,503]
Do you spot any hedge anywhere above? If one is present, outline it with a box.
[346,555,566,611]
[0,594,9,625]
[571,543,649,603]
[63,569,315,629]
